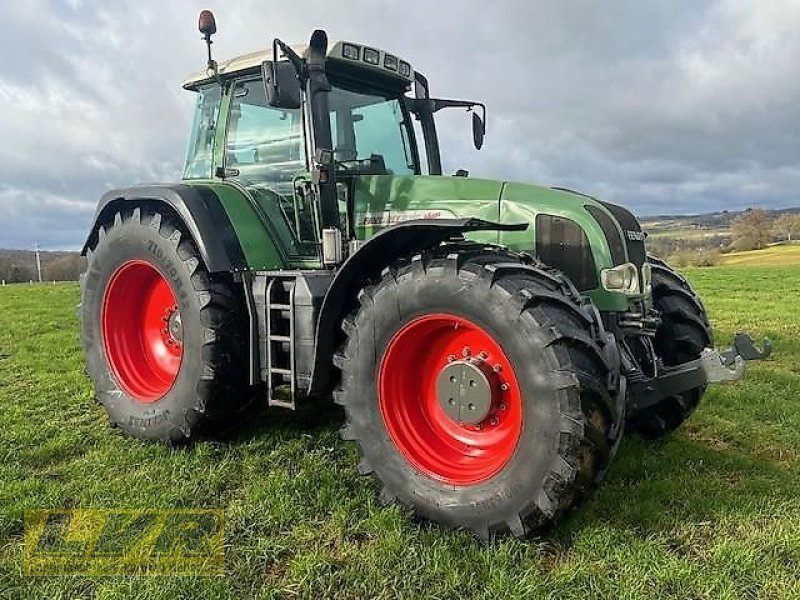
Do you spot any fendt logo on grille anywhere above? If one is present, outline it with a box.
[625,230,646,242]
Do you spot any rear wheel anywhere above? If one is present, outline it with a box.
[334,247,622,540]
[627,255,713,438]
[80,207,256,443]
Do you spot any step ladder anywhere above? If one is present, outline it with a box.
[265,278,296,409]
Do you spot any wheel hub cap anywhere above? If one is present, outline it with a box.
[166,308,183,344]
[436,359,495,425]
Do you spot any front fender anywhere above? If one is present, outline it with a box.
[307,218,527,396]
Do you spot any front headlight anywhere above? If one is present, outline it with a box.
[601,262,640,295]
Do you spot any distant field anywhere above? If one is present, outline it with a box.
[645,227,729,240]
[720,243,800,266]
[2,267,800,599]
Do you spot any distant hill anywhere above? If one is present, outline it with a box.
[640,206,800,232]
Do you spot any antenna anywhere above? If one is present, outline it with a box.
[198,10,218,76]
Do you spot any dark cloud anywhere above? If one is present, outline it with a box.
[2,0,799,249]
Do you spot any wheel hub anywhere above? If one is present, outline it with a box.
[165,307,183,345]
[436,359,495,425]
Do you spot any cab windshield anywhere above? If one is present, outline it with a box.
[329,84,417,175]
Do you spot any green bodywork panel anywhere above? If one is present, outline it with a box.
[351,175,501,242]
[183,180,322,270]
[184,180,285,269]
[499,182,631,311]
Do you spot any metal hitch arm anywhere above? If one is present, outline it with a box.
[627,332,771,415]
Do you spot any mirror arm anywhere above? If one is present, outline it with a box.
[273,38,305,81]
[431,98,485,115]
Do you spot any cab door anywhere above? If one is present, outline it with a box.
[223,77,320,261]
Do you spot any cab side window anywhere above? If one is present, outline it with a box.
[183,85,221,179]
[226,79,304,198]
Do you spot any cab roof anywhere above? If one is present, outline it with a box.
[182,41,414,90]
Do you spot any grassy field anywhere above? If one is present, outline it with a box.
[644,227,729,241]
[2,265,800,599]
[720,243,800,266]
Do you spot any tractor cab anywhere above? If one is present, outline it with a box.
[181,30,489,266]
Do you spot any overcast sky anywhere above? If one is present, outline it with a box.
[2,0,799,249]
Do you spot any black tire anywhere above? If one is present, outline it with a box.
[334,246,623,540]
[80,207,257,443]
[627,255,713,438]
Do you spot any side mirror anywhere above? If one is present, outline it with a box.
[472,111,485,150]
[414,73,431,100]
[429,98,487,150]
[262,61,302,109]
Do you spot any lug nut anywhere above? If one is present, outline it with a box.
[461,347,471,357]
[447,354,456,363]
[493,364,502,372]
[479,351,488,360]
[489,417,499,426]
[500,383,509,391]
[499,403,507,411]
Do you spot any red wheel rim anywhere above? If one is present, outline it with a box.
[378,314,523,485]
[101,260,183,403]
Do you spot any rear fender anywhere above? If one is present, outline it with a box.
[81,184,246,273]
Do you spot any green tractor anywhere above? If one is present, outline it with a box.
[79,12,769,540]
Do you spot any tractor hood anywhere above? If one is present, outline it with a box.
[351,174,505,233]
[350,174,625,256]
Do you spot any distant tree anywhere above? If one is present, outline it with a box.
[10,263,34,283]
[731,208,773,251]
[43,254,85,281]
[772,213,800,243]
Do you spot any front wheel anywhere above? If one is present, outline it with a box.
[334,247,622,540]
[627,255,713,438]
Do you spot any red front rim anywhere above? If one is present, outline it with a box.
[101,260,183,403]
[378,314,523,485]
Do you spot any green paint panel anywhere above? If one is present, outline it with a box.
[185,181,286,270]
[352,175,503,244]
[351,175,635,311]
